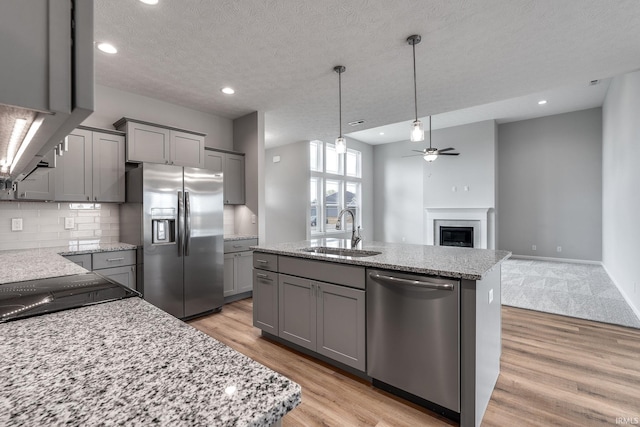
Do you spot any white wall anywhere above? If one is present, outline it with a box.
[82,84,234,150]
[373,120,497,245]
[602,71,640,315]
[264,137,373,245]
[265,142,308,244]
[498,108,603,261]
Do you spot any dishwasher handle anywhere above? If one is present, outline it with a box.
[368,272,454,291]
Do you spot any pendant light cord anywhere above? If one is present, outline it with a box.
[429,115,432,149]
[412,42,418,123]
[339,70,343,138]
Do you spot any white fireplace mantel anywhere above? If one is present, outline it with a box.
[425,208,491,249]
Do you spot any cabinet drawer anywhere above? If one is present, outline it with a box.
[93,250,136,269]
[96,265,136,290]
[279,256,365,290]
[253,252,278,272]
[224,239,258,253]
[64,254,92,270]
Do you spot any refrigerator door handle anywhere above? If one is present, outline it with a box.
[177,191,183,257]
[185,191,191,256]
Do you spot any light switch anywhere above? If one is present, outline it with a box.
[451,186,457,192]
[273,156,281,163]
[251,214,256,224]
[488,288,494,304]
[64,217,75,230]
[11,218,23,232]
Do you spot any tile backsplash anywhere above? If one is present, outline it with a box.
[224,205,235,236]
[0,202,120,251]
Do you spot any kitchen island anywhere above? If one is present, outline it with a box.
[252,238,510,427]
[0,247,301,426]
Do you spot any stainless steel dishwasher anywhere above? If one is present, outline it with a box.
[367,269,460,417]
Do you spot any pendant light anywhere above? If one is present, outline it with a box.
[334,65,347,154]
[407,35,424,142]
[423,116,438,162]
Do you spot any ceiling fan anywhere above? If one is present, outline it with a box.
[405,116,460,162]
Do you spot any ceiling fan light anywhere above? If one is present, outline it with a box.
[423,152,438,162]
[335,137,346,154]
[410,120,424,142]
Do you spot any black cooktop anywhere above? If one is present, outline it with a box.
[0,272,140,323]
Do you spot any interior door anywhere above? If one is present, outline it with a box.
[183,167,223,318]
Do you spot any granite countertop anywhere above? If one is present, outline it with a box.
[252,238,511,280]
[224,234,258,242]
[0,243,138,284]
[0,298,301,426]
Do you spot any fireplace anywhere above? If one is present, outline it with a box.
[425,208,492,249]
[440,226,474,248]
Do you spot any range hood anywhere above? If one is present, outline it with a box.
[0,0,94,184]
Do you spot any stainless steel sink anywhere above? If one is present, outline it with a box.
[300,246,382,258]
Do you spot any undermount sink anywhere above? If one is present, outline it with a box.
[300,246,382,258]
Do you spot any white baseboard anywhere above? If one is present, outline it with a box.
[508,254,602,265]
[601,263,640,322]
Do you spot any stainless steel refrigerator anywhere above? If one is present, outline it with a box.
[120,163,223,319]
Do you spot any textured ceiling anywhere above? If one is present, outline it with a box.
[95,0,640,147]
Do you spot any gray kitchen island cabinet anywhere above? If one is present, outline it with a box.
[55,127,125,202]
[115,118,205,168]
[279,273,366,371]
[253,260,279,336]
[254,252,366,372]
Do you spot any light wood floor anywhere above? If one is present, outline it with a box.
[188,299,640,426]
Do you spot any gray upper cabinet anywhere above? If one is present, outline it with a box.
[204,150,224,173]
[56,127,125,202]
[224,154,245,205]
[115,118,205,168]
[170,130,205,168]
[56,128,92,201]
[92,131,126,202]
[205,149,245,205]
[15,150,56,201]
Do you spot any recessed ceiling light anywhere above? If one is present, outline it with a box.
[221,87,235,95]
[379,132,385,135]
[139,0,159,4]
[538,100,547,105]
[97,42,117,54]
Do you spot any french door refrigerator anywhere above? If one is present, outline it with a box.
[121,163,223,319]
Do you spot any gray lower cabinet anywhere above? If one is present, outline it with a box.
[278,273,366,371]
[224,251,254,297]
[63,250,136,290]
[253,269,279,335]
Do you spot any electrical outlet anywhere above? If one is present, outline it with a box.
[488,288,494,304]
[557,246,562,253]
[532,245,537,251]
[451,186,457,192]
[11,218,23,231]
[64,217,75,230]
[464,186,469,192]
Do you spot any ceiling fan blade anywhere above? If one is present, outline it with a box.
[437,147,456,153]
[411,150,426,153]
[402,154,424,158]
[439,152,460,156]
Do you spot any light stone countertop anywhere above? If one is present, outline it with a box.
[252,238,511,280]
[0,242,138,284]
[224,234,258,241]
[0,297,301,426]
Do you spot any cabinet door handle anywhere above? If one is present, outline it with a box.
[256,273,271,281]
[256,259,268,264]
[233,245,243,248]
[106,257,125,262]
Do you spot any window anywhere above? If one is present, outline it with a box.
[310,140,362,235]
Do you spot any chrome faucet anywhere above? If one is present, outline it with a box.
[336,208,361,248]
